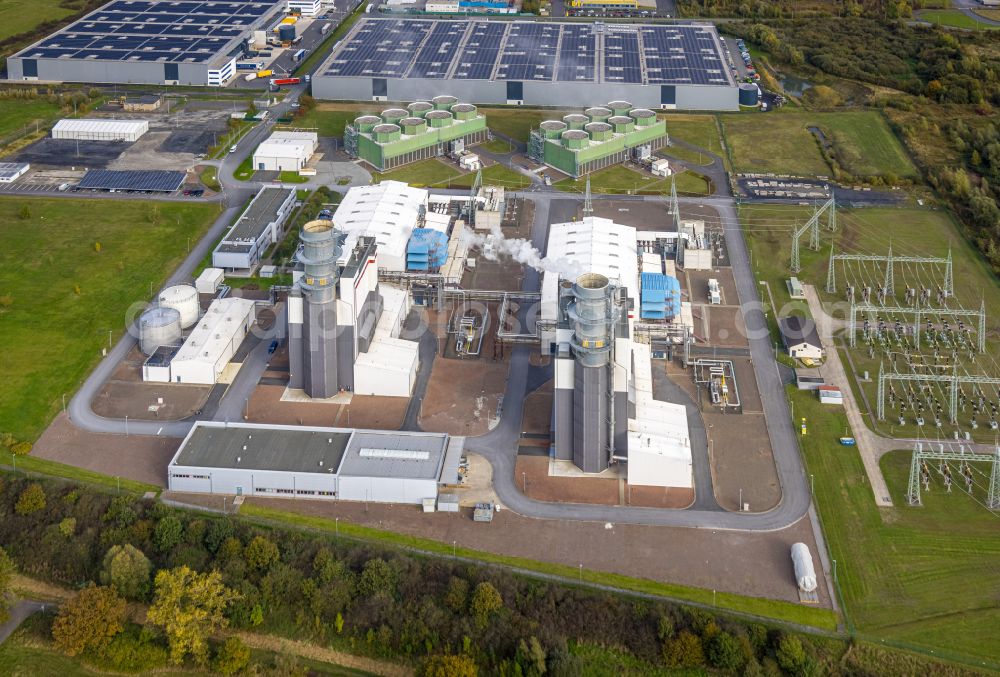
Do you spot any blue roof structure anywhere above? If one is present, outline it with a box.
[640,273,681,320]
[322,18,732,86]
[407,228,449,271]
[77,169,185,192]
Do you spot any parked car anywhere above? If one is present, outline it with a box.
[268,340,279,355]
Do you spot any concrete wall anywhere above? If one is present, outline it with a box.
[168,466,339,498]
[7,57,211,86]
[314,77,739,111]
[337,476,438,504]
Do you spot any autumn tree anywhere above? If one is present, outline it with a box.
[470,581,503,628]
[421,654,478,677]
[15,483,45,515]
[0,547,15,624]
[154,516,183,553]
[147,566,240,665]
[244,535,279,572]
[213,636,251,675]
[51,585,126,657]
[100,544,152,600]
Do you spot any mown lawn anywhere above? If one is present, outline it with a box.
[0,98,64,138]
[555,165,710,196]
[790,387,1000,667]
[450,163,531,190]
[721,110,915,178]
[0,0,76,43]
[661,113,722,154]
[373,158,462,187]
[0,198,219,442]
[480,107,555,142]
[919,9,1000,30]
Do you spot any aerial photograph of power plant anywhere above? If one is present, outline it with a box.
[0,0,999,674]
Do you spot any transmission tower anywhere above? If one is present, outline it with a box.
[827,248,951,295]
[790,196,835,273]
[670,175,679,231]
[906,441,1000,508]
[583,175,593,217]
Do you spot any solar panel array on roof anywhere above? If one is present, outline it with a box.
[322,18,732,87]
[14,0,276,64]
[77,169,185,192]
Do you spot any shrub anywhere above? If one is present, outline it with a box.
[663,630,704,668]
[421,654,478,677]
[51,586,126,657]
[10,441,31,456]
[100,544,151,600]
[706,631,744,671]
[244,535,280,572]
[15,483,46,515]
[100,626,169,672]
[58,517,77,538]
[213,637,251,675]
[775,634,808,674]
[153,516,183,553]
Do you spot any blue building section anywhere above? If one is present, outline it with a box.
[640,273,681,320]
[407,229,449,271]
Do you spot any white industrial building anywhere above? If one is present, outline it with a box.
[286,0,323,16]
[541,216,693,488]
[168,421,465,505]
[333,181,428,272]
[0,162,29,183]
[252,131,318,172]
[195,268,225,295]
[212,187,296,272]
[52,119,149,141]
[354,286,418,397]
[168,298,257,384]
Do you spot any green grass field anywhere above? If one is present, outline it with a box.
[451,163,531,190]
[555,165,710,196]
[0,198,219,442]
[0,0,76,44]
[661,113,722,154]
[0,99,64,139]
[721,110,915,179]
[480,107,554,142]
[375,159,531,190]
[919,9,1000,29]
[293,107,366,138]
[480,137,514,154]
[198,166,220,191]
[790,387,1000,667]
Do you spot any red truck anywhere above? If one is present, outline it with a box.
[270,77,301,87]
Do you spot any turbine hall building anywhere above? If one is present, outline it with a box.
[312,18,738,111]
[344,98,489,171]
[528,103,668,178]
[6,0,282,86]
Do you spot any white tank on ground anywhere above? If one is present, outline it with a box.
[139,306,182,355]
[158,284,199,328]
[791,542,817,592]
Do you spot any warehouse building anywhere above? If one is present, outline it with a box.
[52,119,148,142]
[344,98,489,171]
[212,187,297,273]
[0,162,29,183]
[540,216,693,487]
[528,103,668,178]
[169,298,257,385]
[167,421,465,505]
[333,181,429,272]
[7,0,281,86]
[252,131,318,172]
[287,0,323,16]
[313,19,737,110]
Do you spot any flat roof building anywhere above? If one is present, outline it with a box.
[168,421,465,504]
[52,119,149,141]
[7,0,282,87]
[212,187,296,273]
[313,19,738,111]
[0,162,29,183]
[252,131,318,173]
[170,298,257,385]
[333,181,428,272]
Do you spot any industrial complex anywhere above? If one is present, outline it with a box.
[313,19,739,109]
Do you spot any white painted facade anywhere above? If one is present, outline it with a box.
[52,119,148,141]
[287,0,323,16]
[252,131,318,172]
[195,268,225,294]
[355,286,418,397]
[334,181,428,272]
[169,298,256,384]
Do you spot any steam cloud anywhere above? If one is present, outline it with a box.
[462,224,582,279]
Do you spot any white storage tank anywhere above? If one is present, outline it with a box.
[791,542,817,592]
[158,285,199,328]
[139,306,182,355]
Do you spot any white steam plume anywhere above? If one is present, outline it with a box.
[462,223,582,279]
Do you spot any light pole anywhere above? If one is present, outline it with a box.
[335,517,339,538]
[62,393,66,413]
[522,471,526,493]
[578,564,582,581]
[452,540,456,558]
[124,415,128,437]
[832,559,837,583]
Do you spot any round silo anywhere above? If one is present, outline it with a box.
[585,121,612,142]
[354,115,382,133]
[561,129,589,149]
[607,101,632,117]
[139,306,182,355]
[425,110,453,128]
[540,120,567,139]
[562,113,589,130]
[278,24,296,42]
[608,115,635,134]
[407,101,434,117]
[585,106,612,123]
[432,95,458,111]
[400,117,427,135]
[381,108,408,124]
[158,285,199,329]
[451,103,477,121]
[372,123,401,142]
[629,108,657,127]
[739,83,760,106]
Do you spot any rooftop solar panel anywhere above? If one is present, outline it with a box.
[77,169,185,192]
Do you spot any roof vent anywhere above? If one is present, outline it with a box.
[242,445,247,451]
[319,460,324,467]
[236,456,241,463]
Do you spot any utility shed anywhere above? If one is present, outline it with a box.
[779,315,824,361]
[52,119,149,141]
[252,131,318,172]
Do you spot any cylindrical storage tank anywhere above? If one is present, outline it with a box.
[608,115,635,134]
[400,117,427,135]
[372,123,401,142]
[607,100,632,117]
[451,103,477,121]
[354,115,381,133]
[791,543,817,592]
[629,108,657,127]
[561,129,589,149]
[425,110,453,128]
[407,101,434,117]
[540,120,567,139]
[158,285,199,329]
[584,121,612,142]
[739,82,761,106]
[585,106,612,123]
[570,273,613,367]
[278,24,296,42]
[380,108,408,124]
[299,220,343,303]
[562,113,589,130]
[431,95,458,111]
[139,306,182,355]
